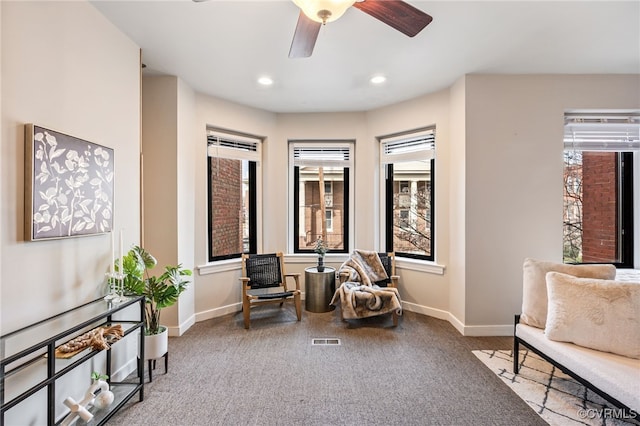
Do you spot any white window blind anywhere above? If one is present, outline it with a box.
[564,113,639,152]
[380,128,435,164]
[207,129,261,161]
[291,142,353,168]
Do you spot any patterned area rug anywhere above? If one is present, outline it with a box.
[473,350,639,426]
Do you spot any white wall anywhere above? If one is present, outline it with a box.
[1,1,141,333]
[448,76,467,326]
[0,1,4,322]
[366,89,451,319]
[175,77,197,334]
[3,3,638,352]
[192,93,277,322]
[463,74,640,330]
[1,1,141,423]
[141,76,197,336]
[275,112,367,250]
[187,74,639,336]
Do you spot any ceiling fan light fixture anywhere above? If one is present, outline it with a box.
[292,0,356,24]
[370,75,387,85]
[257,76,274,86]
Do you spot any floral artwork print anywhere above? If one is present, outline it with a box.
[26,125,114,240]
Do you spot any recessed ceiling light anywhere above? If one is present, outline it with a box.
[258,76,274,86]
[370,75,387,85]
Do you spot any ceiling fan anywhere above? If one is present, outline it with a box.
[193,0,433,59]
[289,0,433,58]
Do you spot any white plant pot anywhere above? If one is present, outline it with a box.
[144,326,168,360]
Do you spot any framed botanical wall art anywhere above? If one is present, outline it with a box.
[24,124,114,241]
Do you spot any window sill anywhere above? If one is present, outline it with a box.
[196,254,445,276]
[395,257,446,275]
[284,253,349,264]
[288,253,445,275]
[197,258,241,275]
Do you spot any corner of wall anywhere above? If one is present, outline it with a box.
[447,75,467,324]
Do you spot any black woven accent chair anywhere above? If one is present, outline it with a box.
[375,252,395,288]
[240,252,302,329]
[338,251,400,326]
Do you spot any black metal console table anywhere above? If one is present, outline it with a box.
[0,296,145,425]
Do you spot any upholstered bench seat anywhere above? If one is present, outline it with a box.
[515,321,640,412]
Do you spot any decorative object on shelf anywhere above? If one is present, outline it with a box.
[1,297,145,426]
[104,270,126,302]
[60,372,110,426]
[314,237,329,272]
[93,386,115,410]
[61,395,93,426]
[90,372,114,410]
[24,124,114,241]
[55,324,124,359]
[105,230,127,302]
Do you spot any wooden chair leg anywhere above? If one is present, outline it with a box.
[243,299,251,329]
[294,294,302,321]
[392,312,399,327]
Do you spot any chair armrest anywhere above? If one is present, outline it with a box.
[284,273,301,290]
[239,277,250,296]
[389,275,399,287]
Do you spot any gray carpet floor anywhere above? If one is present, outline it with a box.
[108,307,546,425]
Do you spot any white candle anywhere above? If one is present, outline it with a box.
[110,231,115,274]
[119,230,123,274]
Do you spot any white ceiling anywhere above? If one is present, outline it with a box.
[91,0,640,113]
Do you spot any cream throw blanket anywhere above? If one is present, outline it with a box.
[330,250,402,319]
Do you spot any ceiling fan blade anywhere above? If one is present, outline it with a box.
[289,11,322,58]
[353,0,433,37]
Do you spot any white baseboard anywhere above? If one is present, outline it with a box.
[402,301,450,320]
[402,301,512,336]
[191,294,310,326]
[183,300,512,337]
[167,314,197,337]
[194,302,242,323]
[459,324,513,337]
[111,357,139,382]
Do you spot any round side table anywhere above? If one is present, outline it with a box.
[304,266,336,313]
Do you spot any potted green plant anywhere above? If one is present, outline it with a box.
[314,237,329,272]
[118,245,192,360]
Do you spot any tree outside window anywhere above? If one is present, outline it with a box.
[381,128,435,261]
[291,143,352,253]
[562,112,636,267]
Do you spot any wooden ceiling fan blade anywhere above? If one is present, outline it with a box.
[353,0,433,37]
[289,11,322,58]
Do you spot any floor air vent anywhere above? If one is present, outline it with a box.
[312,338,341,346]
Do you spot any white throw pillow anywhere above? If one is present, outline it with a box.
[545,272,640,359]
[520,258,617,329]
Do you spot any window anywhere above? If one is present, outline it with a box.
[207,129,260,261]
[325,209,333,232]
[381,128,435,261]
[291,142,353,253]
[563,112,637,268]
[399,209,410,229]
